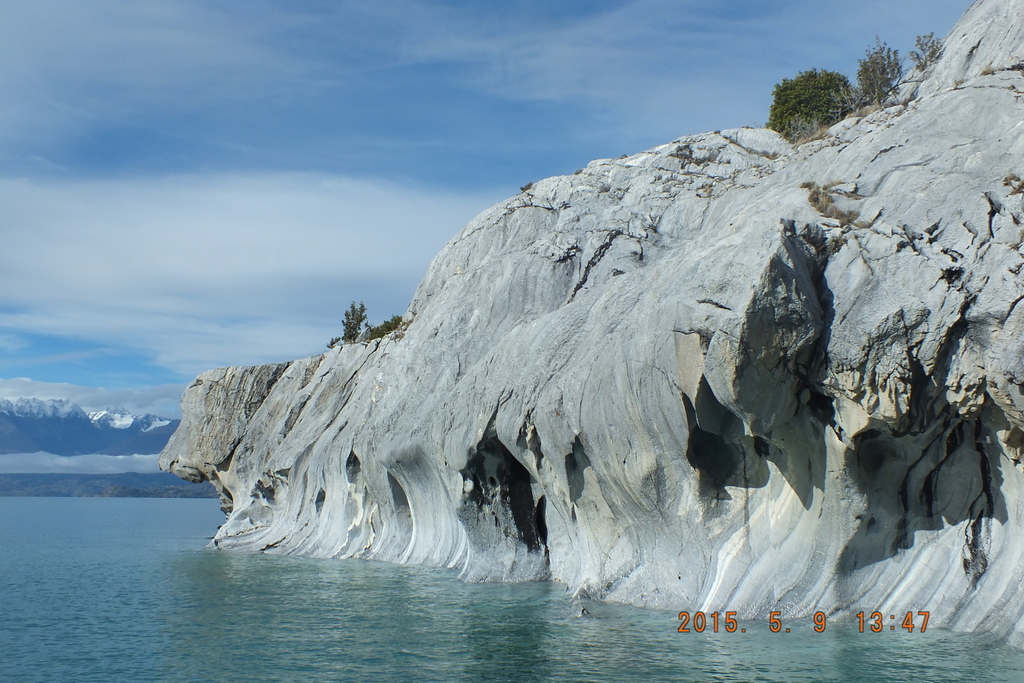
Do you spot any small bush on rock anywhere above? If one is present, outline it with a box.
[768,69,854,141]
[329,304,407,347]
[910,33,943,70]
[368,315,406,340]
[801,181,859,226]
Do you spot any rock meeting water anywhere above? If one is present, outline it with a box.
[2,497,1024,681]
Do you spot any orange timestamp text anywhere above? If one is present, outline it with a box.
[677,611,931,634]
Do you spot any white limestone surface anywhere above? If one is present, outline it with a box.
[163,0,1024,645]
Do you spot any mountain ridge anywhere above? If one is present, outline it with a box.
[0,398,180,456]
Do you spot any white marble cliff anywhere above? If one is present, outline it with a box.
[163,0,1024,644]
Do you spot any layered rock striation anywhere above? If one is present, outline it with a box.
[163,0,1024,643]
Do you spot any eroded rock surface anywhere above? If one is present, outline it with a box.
[163,0,1024,644]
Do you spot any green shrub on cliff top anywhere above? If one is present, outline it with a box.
[328,304,405,348]
[368,315,405,340]
[767,69,853,141]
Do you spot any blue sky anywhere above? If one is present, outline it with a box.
[0,0,972,417]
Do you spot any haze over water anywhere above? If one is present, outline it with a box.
[2,497,1022,682]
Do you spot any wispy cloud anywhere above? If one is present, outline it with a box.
[0,0,972,168]
[308,0,973,139]
[0,348,120,367]
[0,0,304,151]
[0,174,502,378]
[0,378,185,417]
[0,334,27,352]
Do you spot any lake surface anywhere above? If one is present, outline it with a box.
[2,497,1023,682]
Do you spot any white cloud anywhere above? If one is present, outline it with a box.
[0,333,26,352]
[0,0,304,149]
[0,173,502,378]
[0,378,185,417]
[0,452,161,474]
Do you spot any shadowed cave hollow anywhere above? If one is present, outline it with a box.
[679,384,838,509]
[460,436,547,553]
[388,471,414,540]
[838,416,1008,579]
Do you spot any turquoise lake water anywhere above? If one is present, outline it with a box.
[2,496,1024,682]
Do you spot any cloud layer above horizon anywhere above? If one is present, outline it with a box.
[0,0,972,393]
[0,452,161,475]
[0,174,498,382]
[0,378,187,417]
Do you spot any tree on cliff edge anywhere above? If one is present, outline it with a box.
[857,38,903,105]
[342,301,367,343]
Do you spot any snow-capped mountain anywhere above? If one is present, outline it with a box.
[88,408,172,433]
[0,398,179,456]
[0,397,86,420]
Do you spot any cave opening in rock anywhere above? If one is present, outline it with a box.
[686,426,740,487]
[805,390,835,425]
[213,475,234,514]
[680,393,741,490]
[839,417,1008,575]
[854,429,889,476]
[564,436,590,505]
[460,436,546,553]
[346,451,362,483]
[387,471,414,539]
[535,496,548,547]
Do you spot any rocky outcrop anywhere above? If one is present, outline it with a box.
[163,0,1024,644]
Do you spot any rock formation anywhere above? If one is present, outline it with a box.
[163,0,1024,644]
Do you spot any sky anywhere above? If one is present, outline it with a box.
[0,0,974,419]
[0,451,161,474]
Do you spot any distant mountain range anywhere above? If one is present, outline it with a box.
[0,472,216,498]
[0,398,180,456]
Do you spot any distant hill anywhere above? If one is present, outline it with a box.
[0,398,180,456]
[0,472,217,498]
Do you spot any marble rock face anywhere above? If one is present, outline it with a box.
[163,0,1024,644]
